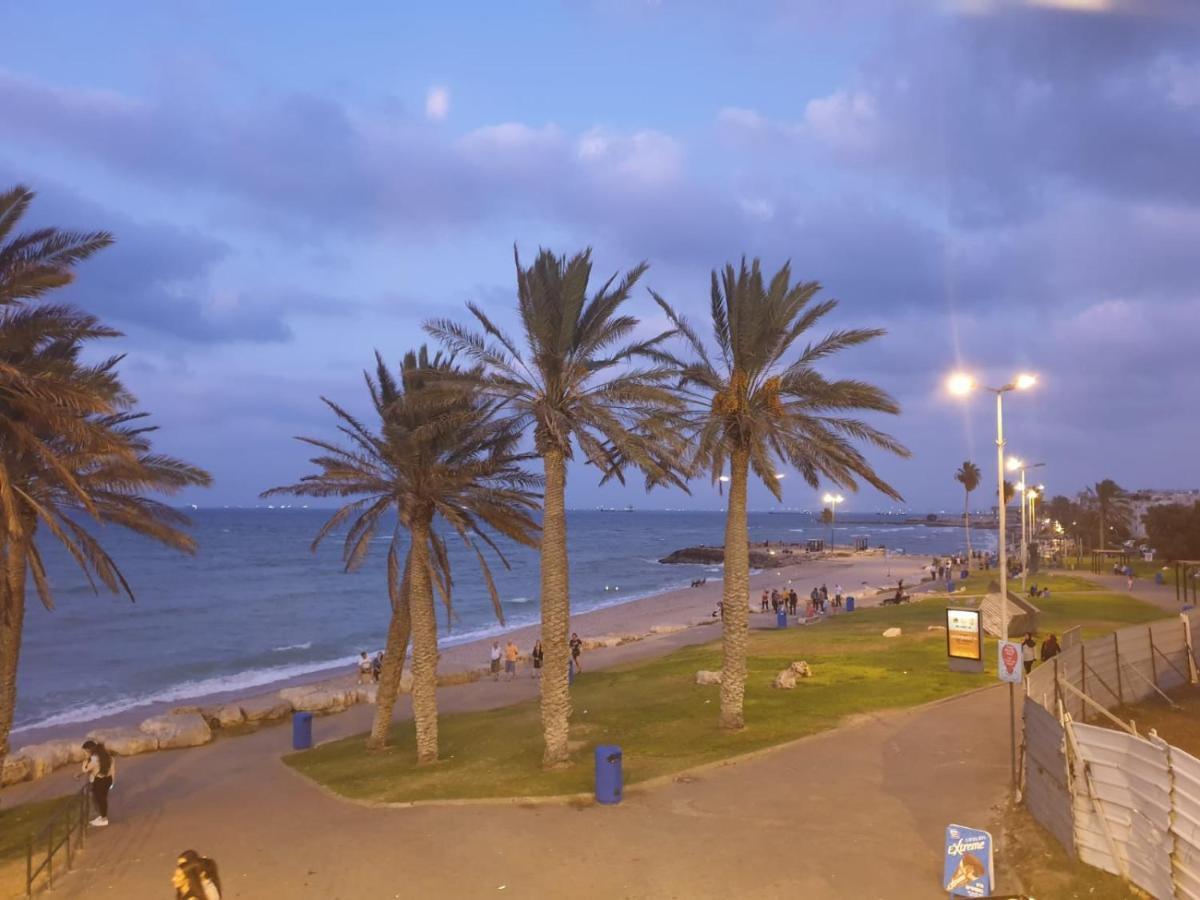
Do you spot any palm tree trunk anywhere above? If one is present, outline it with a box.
[366,592,411,751]
[0,539,28,764]
[964,490,973,566]
[407,521,439,765]
[539,447,572,768]
[1098,508,1106,552]
[719,448,750,730]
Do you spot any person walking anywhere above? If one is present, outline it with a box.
[172,849,222,899]
[504,639,519,681]
[489,641,502,681]
[531,639,544,678]
[570,632,583,673]
[356,651,372,684]
[1040,633,1061,663]
[1022,633,1038,674]
[1126,568,1135,591]
[77,740,115,827]
[760,590,770,613]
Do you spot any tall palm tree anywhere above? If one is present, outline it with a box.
[654,258,907,729]
[265,348,540,762]
[426,247,683,767]
[0,185,211,764]
[1086,479,1131,551]
[955,461,981,564]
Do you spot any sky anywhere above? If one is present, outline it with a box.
[1,0,1197,513]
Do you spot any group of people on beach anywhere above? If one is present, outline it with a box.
[759,583,844,617]
[356,650,384,684]
[488,634,584,680]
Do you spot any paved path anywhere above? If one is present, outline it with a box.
[17,673,1013,899]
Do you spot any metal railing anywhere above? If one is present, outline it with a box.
[25,784,90,897]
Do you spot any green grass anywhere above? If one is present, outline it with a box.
[0,793,75,868]
[287,588,1166,804]
[951,570,1103,596]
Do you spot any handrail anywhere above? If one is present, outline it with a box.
[25,784,90,897]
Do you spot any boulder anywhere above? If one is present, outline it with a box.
[927,625,946,632]
[87,726,159,756]
[170,705,220,728]
[695,670,722,685]
[15,741,78,779]
[355,684,378,704]
[691,617,721,627]
[138,713,212,749]
[773,669,797,690]
[437,669,483,687]
[650,624,688,635]
[789,661,812,678]
[240,695,293,722]
[279,686,357,714]
[1,754,33,787]
[399,671,414,694]
[582,635,624,650]
[216,704,246,728]
[883,627,902,638]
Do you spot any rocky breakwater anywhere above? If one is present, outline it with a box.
[658,544,801,569]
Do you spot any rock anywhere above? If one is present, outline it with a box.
[241,695,293,722]
[773,669,797,690]
[399,671,414,694]
[138,713,212,749]
[436,669,482,687]
[87,726,159,756]
[279,686,357,714]
[789,661,812,678]
[1,754,33,786]
[695,670,722,685]
[582,634,624,650]
[650,624,688,635]
[355,684,378,704]
[216,704,246,728]
[658,546,725,565]
[14,741,78,779]
[927,625,946,632]
[691,617,721,627]
[170,705,220,728]
[883,627,902,638]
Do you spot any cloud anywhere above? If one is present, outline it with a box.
[424,85,450,121]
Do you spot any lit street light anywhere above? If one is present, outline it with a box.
[947,370,1038,797]
[822,492,844,550]
[1009,458,1046,595]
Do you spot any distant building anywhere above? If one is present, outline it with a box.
[1130,489,1200,538]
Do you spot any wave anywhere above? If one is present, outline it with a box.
[272,641,313,652]
[507,596,532,604]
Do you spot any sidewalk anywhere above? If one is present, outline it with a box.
[32,673,1013,898]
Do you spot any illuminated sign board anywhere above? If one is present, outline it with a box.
[946,608,982,661]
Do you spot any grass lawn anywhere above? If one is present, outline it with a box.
[288,583,1165,804]
[0,792,78,894]
[951,570,1103,596]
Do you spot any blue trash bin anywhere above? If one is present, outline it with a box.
[1155,572,1165,586]
[960,569,969,580]
[846,596,855,612]
[595,744,622,805]
[292,711,313,750]
[776,609,788,628]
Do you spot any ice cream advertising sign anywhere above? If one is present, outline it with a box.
[998,640,1023,684]
[945,608,982,661]
[943,824,994,896]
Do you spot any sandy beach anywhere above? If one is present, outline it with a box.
[10,552,928,751]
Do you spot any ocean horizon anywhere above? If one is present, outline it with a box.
[15,509,995,734]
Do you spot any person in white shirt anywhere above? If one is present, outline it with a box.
[1022,633,1038,674]
[490,641,502,681]
[76,740,116,826]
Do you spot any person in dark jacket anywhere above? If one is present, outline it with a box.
[172,849,221,899]
[1040,633,1061,662]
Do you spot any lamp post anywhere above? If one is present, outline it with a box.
[947,370,1038,798]
[822,492,844,550]
[1007,459,1045,595]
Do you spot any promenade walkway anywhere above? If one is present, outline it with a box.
[15,640,1012,899]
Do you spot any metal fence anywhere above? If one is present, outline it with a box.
[24,784,91,897]
[1021,609,1200,899]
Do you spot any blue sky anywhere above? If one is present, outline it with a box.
[2,0,1197,512]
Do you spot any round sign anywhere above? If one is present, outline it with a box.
[1001,642,1019,674]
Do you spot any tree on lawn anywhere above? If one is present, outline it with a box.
[955,461,981,564]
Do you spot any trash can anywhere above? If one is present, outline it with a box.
[292,711,313,750]
[776,609,788,628]
[846,596,855,612]
[960,569,969,580]
[1155,572,1165,586]
[595,744,622,805]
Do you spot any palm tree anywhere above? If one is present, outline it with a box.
[820,506,834,548]
[265,348,540,762]
[1086,479,1131,551]
[955,462,981,564]
[426,247,683,767]
[654,258,907,729]
[0,185,211,764]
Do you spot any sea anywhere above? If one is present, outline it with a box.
[13,509,995,734]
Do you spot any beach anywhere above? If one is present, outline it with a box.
[10,552,928,751]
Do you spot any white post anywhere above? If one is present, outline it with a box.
[997,391,1008,643]
[1020,467,1028,596]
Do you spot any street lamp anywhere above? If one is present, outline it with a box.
[947,370,1038,797]
[1008,458,1045,595]
[822,492,844,550]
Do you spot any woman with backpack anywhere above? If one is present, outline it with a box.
[77,740,115,827]
[172,849,222,899]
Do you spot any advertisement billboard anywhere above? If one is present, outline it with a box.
[946,608,982,661]
[943,824,994,897]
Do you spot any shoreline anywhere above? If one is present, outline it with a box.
[10,552,927,749]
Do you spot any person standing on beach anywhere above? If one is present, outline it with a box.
[531,640,544,678]
[504,640,519,681]
[570,632,583,673]
[761,590,770,612]
[77,740,115,826]
[490,641,502,681]
[356,651,372,685]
